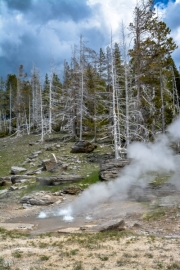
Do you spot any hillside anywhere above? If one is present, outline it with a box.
[0,133,180,270]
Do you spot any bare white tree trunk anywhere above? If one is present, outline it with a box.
[111,32,119,159]
[79,70,83,141]
[121,22,130,146]
[28,96,31,135]
[171,66,180,115]
[160,70,165,133]
[9,84,12,134]
[16,78,21,136]
[49,80,52,134]
[79,35,84,141]
[40,85,44,142]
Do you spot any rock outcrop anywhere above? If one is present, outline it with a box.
[42,159,58,172]
[99,159,130,181]
[20,192,56,206]
[36,175,83,185]
[41,158,68,172]
[92,219,126,232]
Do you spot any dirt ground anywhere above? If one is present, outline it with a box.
[0,186,180,270]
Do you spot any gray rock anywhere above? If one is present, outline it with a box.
[22,203,33,209]
[29,154,38,159]
[99,159,130,181]
[0,189,8,195]
[93,219,125,232]
[11,175,35,184]
[36,175,83,185]
[52,191,63,196]
[33,151,42,155]
[26,170,35,175]
[11,166,27,175]
[20,195,32,203]
[20,195,55,206]
[9,186,19,191]
[29,198,48,205]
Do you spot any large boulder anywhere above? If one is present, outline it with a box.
[20,194,55,206]
[99,159,130,181]
[71,141,97,153]
[42,159,58,172]
[41,158,68,172]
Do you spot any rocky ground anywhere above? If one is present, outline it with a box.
[0,134,180,269]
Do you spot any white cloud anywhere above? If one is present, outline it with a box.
[156,0,180,67]
[88,0,136,37]
[0,0,179,78]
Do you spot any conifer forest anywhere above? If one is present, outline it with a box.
[0,0,180,156]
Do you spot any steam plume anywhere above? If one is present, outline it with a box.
[38,117,180,219]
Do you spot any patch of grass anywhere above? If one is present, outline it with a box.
[147,235,156,242]
[156,262,163,269]
[20,182,62,196]
[150,174,169,187]
[39,242,48,248]
[0,134,43,177]
[70,249,79,256]
[142,208,166,221]
[116,259,127,267]
[0,257,4,268]
[40,255,49,261]
[12,251,22,258]
[167,262,180,269]
[97,254,109,261]
[0,227,29,239]
[73,262,84,270]
[123,252,132,258]
[66,231,134,248]
[78,170,100,187]
[145,253,153,258]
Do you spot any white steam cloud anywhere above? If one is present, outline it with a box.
[38,117,180,220]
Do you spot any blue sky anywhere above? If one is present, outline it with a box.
[0,0,179,80]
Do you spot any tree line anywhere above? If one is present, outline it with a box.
[0,0,180,156]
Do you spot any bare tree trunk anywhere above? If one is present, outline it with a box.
[79,35,84,141]
[49,80,52,134]
[160,70,165,133]
[9,84,12,134]
[79,71,83,141]
[40,85,44,142]
[121,22,130,146]
[111,32,119,159]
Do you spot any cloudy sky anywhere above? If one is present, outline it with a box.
[0,0,180,81]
